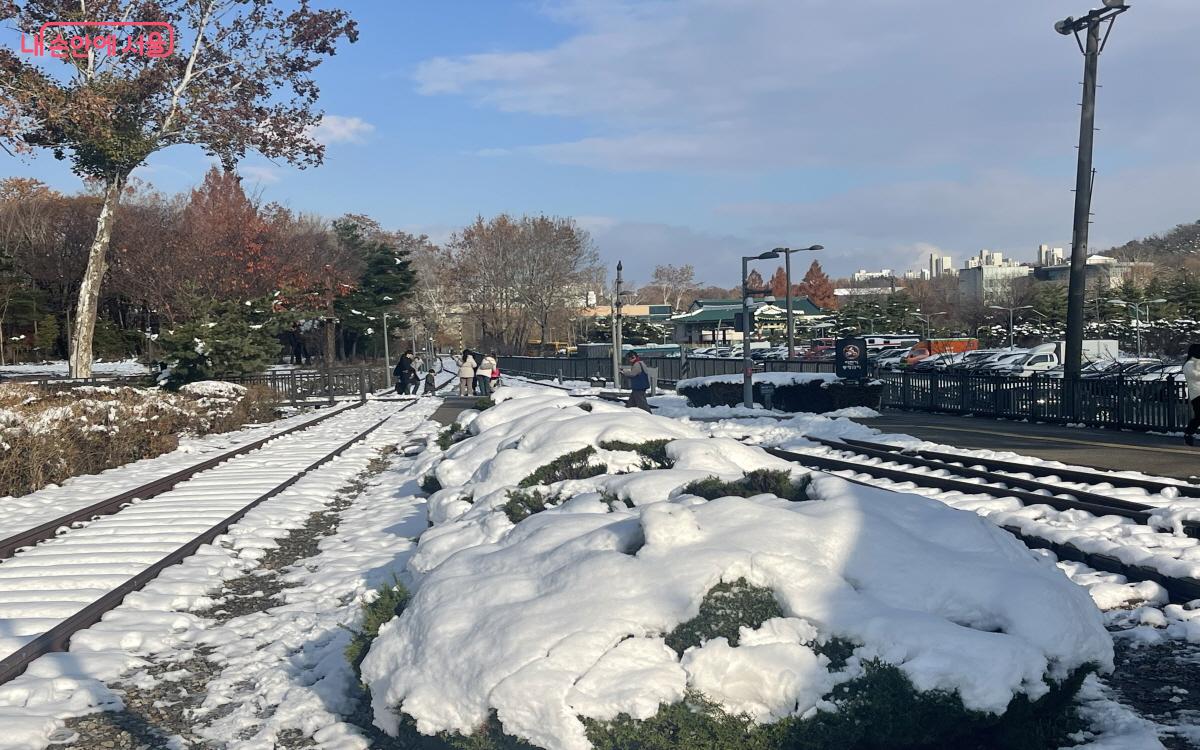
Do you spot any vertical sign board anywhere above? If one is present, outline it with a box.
[835,337,868,380]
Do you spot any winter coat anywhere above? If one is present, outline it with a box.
[457,356,475,378]
[1185,359,1200,401]
[478,356,497,378]
[394,356,415,381]
[621,360,651,391]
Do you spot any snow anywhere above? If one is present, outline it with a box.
[361,387,1112,750]
[676,371,839,390]
[0,360,148,378]
[178,380,247,400]
[0,399,439,750]
[0,404,352,544]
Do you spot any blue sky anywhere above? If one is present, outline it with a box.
[5,0,1199,286]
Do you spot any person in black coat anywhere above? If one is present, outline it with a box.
[393,350,416,395]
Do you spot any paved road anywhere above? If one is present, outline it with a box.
[862,409,1200,482]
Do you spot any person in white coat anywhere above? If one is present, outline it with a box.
[476,354,497,397]
[456,350,475,397]
[1184,344,1200,446]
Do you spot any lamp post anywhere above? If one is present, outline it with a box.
[381,311,392,382]
[742,250,780,407]
[852,316,877,334]
[1109,298,1166,358]
[772,245,823,360]
[1056,0,1130,411]
[988,305,1033,350]
[911,311,946,340]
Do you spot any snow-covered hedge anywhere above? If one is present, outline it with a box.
[361,387,1112,750]
[0,382,277,497]
[677,373,881,413]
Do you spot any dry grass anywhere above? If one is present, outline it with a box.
[0,382,280,498]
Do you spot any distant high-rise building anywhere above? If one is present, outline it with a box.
[928,252,954,278]
[1037,244,1066,266]
[966,249,1021,269]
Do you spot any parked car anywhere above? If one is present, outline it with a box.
[875,348,913,369]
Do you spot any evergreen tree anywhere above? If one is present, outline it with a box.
[34,314,59,359]
[159,298,279,387]
[333,218,417,361]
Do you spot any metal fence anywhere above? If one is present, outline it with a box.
[229,366,394,405]
[497,356,835,386]
[875,371,1192,431]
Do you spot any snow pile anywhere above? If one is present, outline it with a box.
[676,371,839,390]
[361,387,1113,750]
[179,380,248,400]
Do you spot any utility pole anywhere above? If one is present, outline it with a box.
[611,261,625,389]
[1057,0,1129,417]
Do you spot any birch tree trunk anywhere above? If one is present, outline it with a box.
[69,177,123,378]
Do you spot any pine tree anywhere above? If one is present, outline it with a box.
[798,261,838,309]
[34,314,59,359]
[333,218,417,361]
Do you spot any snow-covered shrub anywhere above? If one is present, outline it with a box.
[346,582,411,681]
[677,373,881,414]
[519,446,608,487]
[680,469,810,503]
[0,382,277,497]
[362,387,1113,750]
[596,439,672,470]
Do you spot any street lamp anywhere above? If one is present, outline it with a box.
[1057,0,1130,410]
[852,316,877,334]
[988,305,1034,350]
[772,245,824,360]
[381,311,393,382]
[911,311,946,340]
[1109,298,1166,358]
[742,250,780,407]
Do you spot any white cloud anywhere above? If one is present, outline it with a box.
[307,114,375,146]
[413,0,1200,173]
[238,165,282,184]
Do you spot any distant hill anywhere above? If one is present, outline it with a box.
[1108,220,1200,262]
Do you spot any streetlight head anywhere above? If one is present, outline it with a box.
[757,250,781,260]
[1055,16,1075,34]
[1150,298,1167,304]
[1102,0,1127,8]
[1108,299,1127,306]
[807,245,824,252]
[988,305,1004,311]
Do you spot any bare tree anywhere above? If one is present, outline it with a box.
[650,264,698,311]
[512,216,600,354]
[0,1,357,376]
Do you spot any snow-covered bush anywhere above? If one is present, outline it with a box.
[361,387,1113,750]
[677,373,881,413]
[0,382,277,496]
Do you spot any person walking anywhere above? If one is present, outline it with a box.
[619,352,651,412]
[456,350,475,397]
[1184,344,1200,446]
[393,350,415,395]
[476,353,497,398]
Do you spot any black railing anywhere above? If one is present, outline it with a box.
[497,356,834,387]
[228,366,394,405]
[875,371,1191,431]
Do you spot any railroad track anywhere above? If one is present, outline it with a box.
[0,375,456,686]
[0,401,363,561]
[765,438,1200,603]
